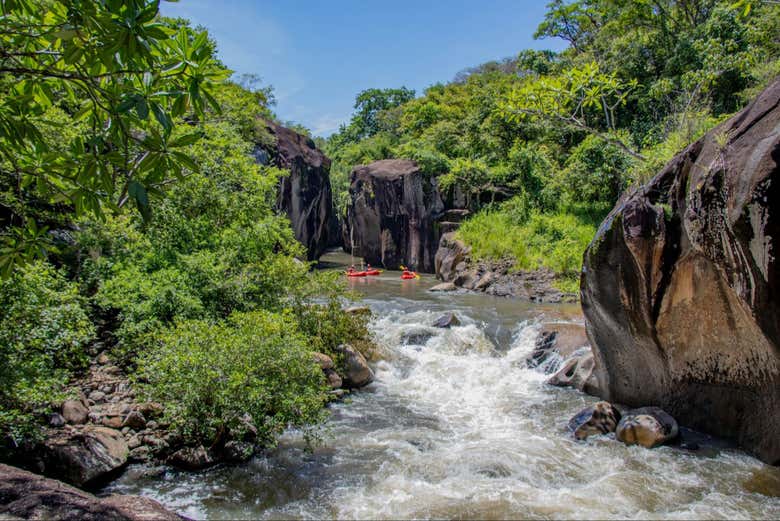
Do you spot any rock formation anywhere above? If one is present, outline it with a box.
[0,464,184,521]
[342,160,444,272]
[259,121,336,260]
[581,78,780,464]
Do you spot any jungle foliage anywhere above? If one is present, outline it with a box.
[0,1,371,452]
[324,0,780,275]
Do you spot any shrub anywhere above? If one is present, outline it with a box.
[0,262,94,446]
[136,310,328,447]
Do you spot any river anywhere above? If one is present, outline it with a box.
[101,251,780,519]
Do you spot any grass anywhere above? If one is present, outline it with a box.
[456,204,605,283]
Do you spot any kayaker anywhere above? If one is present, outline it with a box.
[348,265,355,274]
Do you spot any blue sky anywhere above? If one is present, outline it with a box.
[160,1,567,137]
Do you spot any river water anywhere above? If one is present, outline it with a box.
[102,252,780,519]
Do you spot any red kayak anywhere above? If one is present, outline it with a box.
[346,271,367,277]
[365,270,381,276]
[401,272,418,280]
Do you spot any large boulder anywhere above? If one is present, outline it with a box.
[0,463,183,521]
[581,78,780,464]
[40,426,129,486]
[259,121,336,260]
[343,160,444,272]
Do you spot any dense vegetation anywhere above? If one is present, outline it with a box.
[0,1,371,454]
[324,0,779,289]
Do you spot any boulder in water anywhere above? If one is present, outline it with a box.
[336,344,374,388]
[526,323,589,372]
[581,77,780,464]
[616,407,678,448]
[400,327,436,345]
[568,401,622,440]
[547,348,601,396]
[41,426,128,486]
[0,463,183,521]
[434,233,471,282]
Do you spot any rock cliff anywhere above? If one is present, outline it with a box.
[259,121,337,260]
[342,160,444,272]
[581,78,780,464]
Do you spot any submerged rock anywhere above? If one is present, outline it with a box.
[568,401,622,440]
[41,426,128,486]
[429,282,457,292]
[0,463,183,521]
[400,327,436,346]
[581,77,780,464]
[432,313,460,329]
[616,407,679,449]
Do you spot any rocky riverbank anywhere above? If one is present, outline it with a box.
[6,341,375,489]
[432,233,577,303]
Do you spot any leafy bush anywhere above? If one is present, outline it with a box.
[137,311,328,447]
[0,262,94,446]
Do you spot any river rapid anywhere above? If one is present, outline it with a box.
[102,252,780,519]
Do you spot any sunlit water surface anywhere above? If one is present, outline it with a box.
[101,251,780,520]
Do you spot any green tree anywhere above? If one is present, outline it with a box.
[0,0,227,275]
[340,87,415,142]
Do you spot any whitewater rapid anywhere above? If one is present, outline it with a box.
[101,268,780,520]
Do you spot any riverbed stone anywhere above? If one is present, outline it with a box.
[61,399,89,425]
[527,323,589,371]
[324,369,343,389]
[122,411,146,431]
[88,390,106,403]
[168,445,215,471]
[41,426,129,486]
[568,401,622,440]
[336,344,374,388]
[616,407,679,448]
[312,352,335,370]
